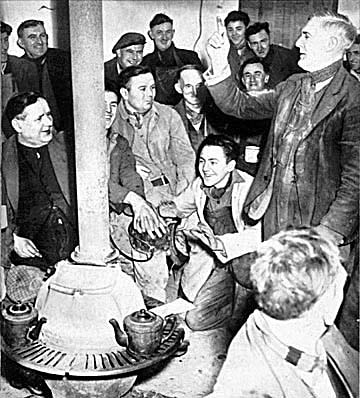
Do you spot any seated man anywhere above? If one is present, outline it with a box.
[2,92,77,276]
[104,83,166,273]
[159,135,261,331]
[345,33,360,81]
[142,13,203,105]
[224,10,253,84]
[111,65,196,302]
[246,21,302,87]
[104,32,146,92]
[1,92,76,397]
[206,227,357,398]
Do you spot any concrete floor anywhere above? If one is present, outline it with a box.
[0,323,232,398]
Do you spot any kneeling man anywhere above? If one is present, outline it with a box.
[160,135,261,330]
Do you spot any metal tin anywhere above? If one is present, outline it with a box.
[1,303,38,348]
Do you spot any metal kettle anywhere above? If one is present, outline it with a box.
[109,309,176,356]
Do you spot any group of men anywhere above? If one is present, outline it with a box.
[1,8,359,398]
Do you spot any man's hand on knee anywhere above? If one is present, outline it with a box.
[13,234,42,258]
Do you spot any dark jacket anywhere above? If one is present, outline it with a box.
[208,65,360,242]
[227,44,254,85]
[104,57,120,92]
[5,55,39,93]
[263,44,303,88]
[142,43,203,105]
[22,48,73,132]
[1,132,77,263]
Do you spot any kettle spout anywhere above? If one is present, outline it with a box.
[109,318,128,347]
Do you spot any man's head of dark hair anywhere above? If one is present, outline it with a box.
[239,56,270,77]
[5,92,43,122]
[224,11,250,28]
[118,65,153,90]
[245,22,270,41]
[17,20,44,38]
[149,13,173,29]
[1,21,12,36]
[197,134,239,164]
[105,80,119,101]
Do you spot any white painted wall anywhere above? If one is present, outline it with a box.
[102,0,238,64]
[1,0,358,60]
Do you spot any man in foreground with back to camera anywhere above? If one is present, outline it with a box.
[205,227,358,398]
[205,10,359,348]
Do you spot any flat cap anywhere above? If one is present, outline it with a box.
[112,32,146,53]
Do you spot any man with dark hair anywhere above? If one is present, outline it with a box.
[104,32,146,92]
[206,227,357,398]
[1,92,77,397]
[245,21,302,87]
[236,56,272,176]
[17,20,73,133]
[111,65,195,302]
[141,13,203,105]
[2,92,77,274]
[1,21,38,137]
[224,10,253,84]
[159,134,261,331]
[345,33,360,81]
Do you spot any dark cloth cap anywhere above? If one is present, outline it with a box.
[112,32,146,53]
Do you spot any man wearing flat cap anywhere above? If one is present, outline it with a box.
[105,32,146,92]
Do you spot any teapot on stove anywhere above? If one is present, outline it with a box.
[109,309,177,356]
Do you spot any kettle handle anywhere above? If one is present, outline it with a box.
[161,314,177,344]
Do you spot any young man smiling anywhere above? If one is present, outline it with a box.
[141,13,202,105]
[224,10,253,84]
[159,135,261,331]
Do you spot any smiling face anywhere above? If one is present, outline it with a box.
[347,42,360,74]
[198,145,236,189]
[296,18,333,72]
[12,98,53,147]
[105,91,118,130]
[248,29,270,58]
[242,62,269,91]
[149,22,174,52]
[116,44,144,69]
[226,20,247,49]
[121,72,156,114]
[1,32,10,63]
[18,24,48,59]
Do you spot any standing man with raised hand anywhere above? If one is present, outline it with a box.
[142,13,203,106]
[205,11,359,348]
